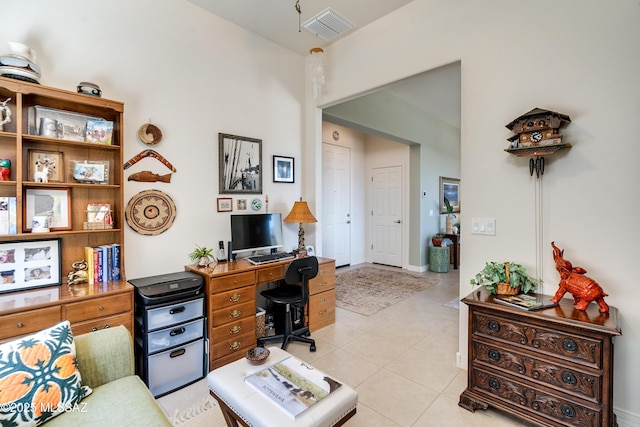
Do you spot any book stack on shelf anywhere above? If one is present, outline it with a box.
[84,243,120,285]
[493,293,558,311]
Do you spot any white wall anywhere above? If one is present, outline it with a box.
[2,0,306,279]
[313,0,640,422]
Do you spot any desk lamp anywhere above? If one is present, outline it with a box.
[283,198,317,255]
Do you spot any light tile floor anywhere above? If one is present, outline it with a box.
[277,264,534,427]
[160,263,535,426]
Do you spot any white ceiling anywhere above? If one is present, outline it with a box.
[187,0,460,129]
[186,0,414,56]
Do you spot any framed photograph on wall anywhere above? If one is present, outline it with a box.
[218,133,262,194]
[23,187,72,232]
[273,155,294,183]
[439,176,460,214]
[28,150,64,182]
[0,238,62,293]
[217,198,233,212]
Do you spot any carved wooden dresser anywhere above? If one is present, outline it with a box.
[459,286,621,426]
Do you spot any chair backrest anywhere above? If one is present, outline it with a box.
[284,256,319,306]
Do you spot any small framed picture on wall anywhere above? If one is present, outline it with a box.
[273,155,294,183]
[217,198,232,212]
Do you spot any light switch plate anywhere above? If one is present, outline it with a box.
[471,218,496,235]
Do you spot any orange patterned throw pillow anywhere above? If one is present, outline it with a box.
[0,320,92,425]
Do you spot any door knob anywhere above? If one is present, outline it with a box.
[394,220,401,223]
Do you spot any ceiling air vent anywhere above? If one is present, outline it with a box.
[302,8,354,41]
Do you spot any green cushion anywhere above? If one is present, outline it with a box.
[44,376,172,427]
[0,320,92,426]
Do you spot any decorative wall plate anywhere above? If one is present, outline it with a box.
[125,189,176,235]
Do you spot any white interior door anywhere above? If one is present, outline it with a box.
[322,143,351,267]
[371,166,403,267]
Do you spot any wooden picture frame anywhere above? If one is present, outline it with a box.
[0,238,62,293]
[217,197,233,212]
[23,187,72,232]
[219,133,262,194]
[273,155,294,183]
[28,149,64,182]
[439,176,460,214]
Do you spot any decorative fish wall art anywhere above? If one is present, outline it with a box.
[128,170,172,183]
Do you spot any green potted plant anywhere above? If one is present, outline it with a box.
[188,245,215,267]
[444,197,456,233]
[432,233,446,246]
[470,261,541,295]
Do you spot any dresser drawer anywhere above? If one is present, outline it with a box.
[212,272,255,292]
[71,312,133,336]
[308,289,335,332]
[309,262,336,295]
[211,330,254,359]
[64,293,132,323]
[471,338,601,402]
[210,300,255,327]
[0,306,61,340]
[470,366,601,427]
[211,316,256,340]
[211,286,254,310]
[472,311,603,369]
[256,265,284,284]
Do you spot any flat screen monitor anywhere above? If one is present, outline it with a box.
[230,213,284,255]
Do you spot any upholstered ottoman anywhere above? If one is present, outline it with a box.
[207,347,358,427]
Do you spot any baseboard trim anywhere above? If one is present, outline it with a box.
[615,407,640,427]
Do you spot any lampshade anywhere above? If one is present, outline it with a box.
[283,199,317,224]
[284,198,317,254]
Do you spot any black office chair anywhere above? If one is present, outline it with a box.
[257,256,318,352]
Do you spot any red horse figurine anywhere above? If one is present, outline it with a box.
[550,242,609,313]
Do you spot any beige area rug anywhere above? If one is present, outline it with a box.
[335,265,437,316]
[169,397,224,427]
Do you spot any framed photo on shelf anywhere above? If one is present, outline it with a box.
[273,155,294,183]
[0,238,62,293]
[439,176,461,214]
[217,198,233,212]
[72,160,109,184]
[23,187,72,232]
[218,133,262,194]
[28,150,64,182]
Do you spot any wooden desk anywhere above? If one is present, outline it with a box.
[445,233,460,269]
[186,257,336,370]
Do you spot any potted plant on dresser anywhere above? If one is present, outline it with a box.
[470,261,540,295]
[188,245,215,267]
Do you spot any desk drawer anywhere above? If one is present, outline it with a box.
[211,286,254,310]
[211,316,255,340]
[64,293,132,323]
[143,297,204,331]
[213,272,255,292]
[210,300,255,327]
[309,261,336,295]
[308,289,335,332]
[0,306,61,340]
[71,312,133,336]
[211,330,254,359]
[257,265,284,284]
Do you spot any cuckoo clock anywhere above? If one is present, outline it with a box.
[504,107,572,176]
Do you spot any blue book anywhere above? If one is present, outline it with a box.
[99,245,112,281]
[95,246,104,282]
[111,243,121,281]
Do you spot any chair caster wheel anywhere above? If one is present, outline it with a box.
[310,345,316,352]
